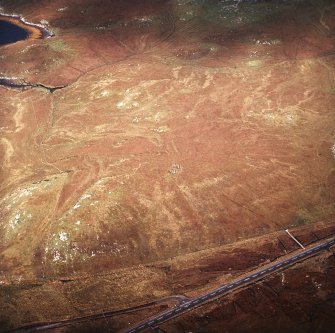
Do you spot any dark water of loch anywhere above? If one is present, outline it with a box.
[0,19,29,46]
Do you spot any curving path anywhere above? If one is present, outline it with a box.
[122,237,335,333]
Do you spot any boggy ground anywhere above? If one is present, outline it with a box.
[0,0,335,332]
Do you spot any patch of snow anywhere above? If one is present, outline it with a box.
[169,163,183,174]
[59,232,68,242]
[281,272,285,286]
[18,189,33,198]
[73,203,81,209]
[101,90,110,97]
[80,194,92,200]
[9,212,21,229]
[52,250,61,262]
[116,88,141,110]
[313,280,322,289]
[153,126,169,133]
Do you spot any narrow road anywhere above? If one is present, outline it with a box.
[122,237,335,333]
[8,296,190,333]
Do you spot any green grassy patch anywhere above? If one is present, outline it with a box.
[48,39,74,54]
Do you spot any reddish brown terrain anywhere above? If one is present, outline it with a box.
[0,0,335,332]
